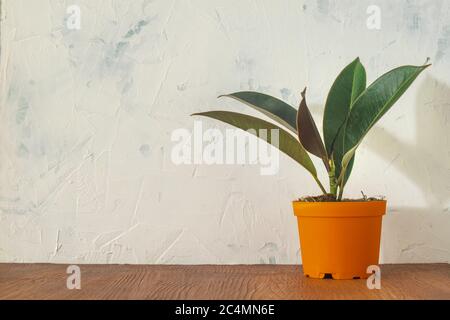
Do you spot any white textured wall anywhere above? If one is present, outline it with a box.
[0,0,449,264]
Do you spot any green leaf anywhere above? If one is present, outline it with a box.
[297,88,330,171]
[342,155,354,186]
[323,58,366,158]
[338,63,431,183]
[219,92,298,134]
[192,111,319,180]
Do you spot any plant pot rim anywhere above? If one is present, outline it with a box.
[292,200,387,218]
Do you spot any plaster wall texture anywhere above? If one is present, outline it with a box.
[0,0,449,264]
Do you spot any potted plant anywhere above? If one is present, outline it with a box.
[193,58,430,279]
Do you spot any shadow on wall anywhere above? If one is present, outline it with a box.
[364,75,450,211]
[364,76,450,262]
[307,76,449,211]
[307,76,450,262]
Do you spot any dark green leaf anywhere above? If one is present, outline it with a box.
[192,111,318,178]
[323,58,366,158]
[338,63,431,183]
[219,92,298,134]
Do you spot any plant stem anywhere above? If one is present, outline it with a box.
[328,160,338,199]
[337,188,344,201]
[314,176,327,195]
[337,177,345,201]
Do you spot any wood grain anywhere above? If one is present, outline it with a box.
[0,264,448,300]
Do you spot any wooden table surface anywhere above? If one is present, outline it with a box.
[0,264,449,300]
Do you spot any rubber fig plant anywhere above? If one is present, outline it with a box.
[193,58,430,200]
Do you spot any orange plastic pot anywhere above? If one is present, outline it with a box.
[292,200,386,280]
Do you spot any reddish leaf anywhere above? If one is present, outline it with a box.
[297,88,330,171]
